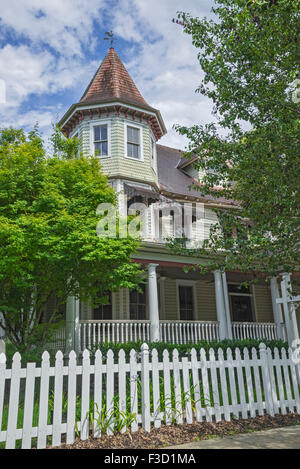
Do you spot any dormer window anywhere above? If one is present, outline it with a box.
[125,124,143,160]
[94,124,108,156]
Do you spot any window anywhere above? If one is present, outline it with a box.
[93,291,112,320]
[127,126,140,159]
[93,124,108,156]
[130,285,146,320]
[228,284,254,322]
[178,285,194,320]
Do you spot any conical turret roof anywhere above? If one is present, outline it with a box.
[80,47,152,110]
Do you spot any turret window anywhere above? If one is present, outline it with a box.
[126,125,141,159]
[94,124,108,156]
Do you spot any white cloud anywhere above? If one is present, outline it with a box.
[0,0,105,56]
[0,0,216,150]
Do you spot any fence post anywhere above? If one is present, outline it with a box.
[259,343,274,417]
[141,343,150,432]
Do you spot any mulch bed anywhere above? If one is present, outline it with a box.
[52,413,300,449]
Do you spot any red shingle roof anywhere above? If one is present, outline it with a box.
[80,47,152,110]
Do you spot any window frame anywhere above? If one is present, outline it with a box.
[90,119,111,158]
[176,280,197,321]
[150,134,157,173]
[227,282,257,322]
[124,122,144,161]
[129,284,147,320]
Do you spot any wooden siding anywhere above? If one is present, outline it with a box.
[253,285,274,323]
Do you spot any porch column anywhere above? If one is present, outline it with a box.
[282,273,299,343]
[222,272,232,339]
[270,277,284,340]
[65,296,80,354]
[148,263,160,342]
[214,270,227,340]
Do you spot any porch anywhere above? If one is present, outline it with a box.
[60,263,298,354]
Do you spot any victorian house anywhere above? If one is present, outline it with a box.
[54,47,299,353]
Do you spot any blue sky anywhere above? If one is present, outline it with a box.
[0,0,214,149]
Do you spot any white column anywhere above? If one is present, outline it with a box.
[270,277,284,340]
[65,296,80,354]
[222,272,232,339]
[282,273,299,343]
[148,263,160,342]
[214,270,227,340]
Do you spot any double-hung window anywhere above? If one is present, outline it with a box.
[127,126,140,159]
[93,124,108,157]
[130,285,146,320]
[178,285,194,321]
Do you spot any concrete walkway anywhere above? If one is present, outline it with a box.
[165,425,300,449]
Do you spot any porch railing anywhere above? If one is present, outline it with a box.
[159,320,219,344]
[45,320,285,353]
[232,321,286,341]
[79,319,220,351]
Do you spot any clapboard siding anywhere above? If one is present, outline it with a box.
[163,279,178,320]
[253,285,273,323]
[196,280,218,321]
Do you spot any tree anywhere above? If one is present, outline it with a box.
[0,127,142,351]
[173,0,300,279]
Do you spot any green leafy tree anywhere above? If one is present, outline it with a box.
[173,0,300,278]
[0,127,142,352]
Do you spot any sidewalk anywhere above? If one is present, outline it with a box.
[165,425,300,449]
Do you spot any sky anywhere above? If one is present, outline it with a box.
[0,0,215,150]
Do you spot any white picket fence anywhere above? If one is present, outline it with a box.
[0,343,299,449]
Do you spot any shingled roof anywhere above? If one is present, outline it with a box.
[156,144,235,206]
[80,47,154,111]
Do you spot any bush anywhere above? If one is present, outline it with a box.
[89,338,288,362]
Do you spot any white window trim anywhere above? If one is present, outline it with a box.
[151,135,157,173]
[124,122,144,161]
[90,119,111,158]
[176,280,197,321]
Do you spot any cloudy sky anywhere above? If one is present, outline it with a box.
[0,0,215,149]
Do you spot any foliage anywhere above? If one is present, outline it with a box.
[0,126,142,351]
[173,0,300,278]
[89,338,288,361]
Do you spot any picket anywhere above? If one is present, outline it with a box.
[106,349,114,436]
[151,348,161,428]
[6,353,22,449]
[172,349,183,425]
[22,362,36,449]
[162,349,172,425]
[118,349,127,434]
[209,348,221,422]
[80,350,90,440]
[52,351,64,447]
[66,351,77,444]
[0,343,300,449]
[129,349,138,432]
[93,349,103,438]
[0,353,6,438]
[141,343,150,432]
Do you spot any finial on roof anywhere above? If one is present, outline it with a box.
[104,30,115,48]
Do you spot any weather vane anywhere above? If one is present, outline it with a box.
[104,30,115,47]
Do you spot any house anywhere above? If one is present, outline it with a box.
[55,47,300,353]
